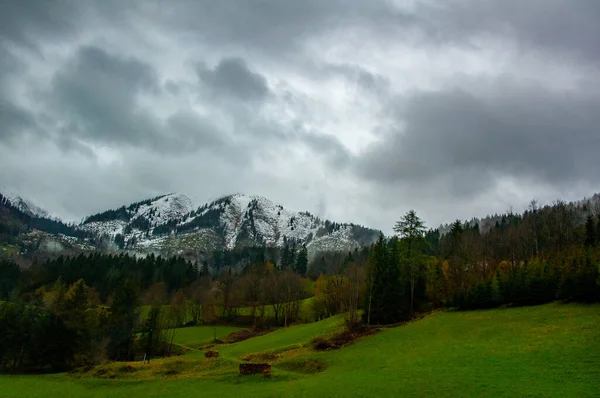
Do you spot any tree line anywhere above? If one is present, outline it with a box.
[2,197,600,372]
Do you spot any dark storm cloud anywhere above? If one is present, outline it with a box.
[2,0,600,229]
[0,47,41,143]
[50,46,161,146]
[0,0,81,48]
[48,46,233,154]
[197,57,270,101]
[420,0,600,64]
[0,100,39,142]
[156,0,421,56]
[165,110,231,149]
[358,78,600,197]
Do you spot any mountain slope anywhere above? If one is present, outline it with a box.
[80,193,380,257]
[0,187,50,218]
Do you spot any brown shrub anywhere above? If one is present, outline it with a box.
[240,352,280,361]
[312,324,379,351]
[204,350,219,358]
[117,365,137,373]
[226,329,258,343]
[311,337,335,350]
[226,328,272,343]
[239,362,271,375]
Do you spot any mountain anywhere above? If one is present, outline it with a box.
[0,189,93,256]
[0,187,50,218]
[79,193,381,258]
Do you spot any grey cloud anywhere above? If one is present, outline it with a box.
[297,130,352,169]
[2,0,600,231]
[51,45,160,145]
[48,46,238,155]
[0,100,39,142]
[197,57,270,101]
[419,0,600,65]
[156,1,420,56]
[0,47,39,142]
[166,110,231,150]
[0,0,81,48]
[164,80,181,96]
[358,78,600,198]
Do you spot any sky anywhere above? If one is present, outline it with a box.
[1,0,599,233]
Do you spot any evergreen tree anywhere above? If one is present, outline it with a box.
[395,210,427,317]
[584,215,596,247]
[280,241,290,269]
[386,237,406,321]
[295,245,308,276]
[597,214,600,246]
[107,279,140,361]
[364,234,406,325]
[365,234,387,325]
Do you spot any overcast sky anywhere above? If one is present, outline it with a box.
[1,0,599,233]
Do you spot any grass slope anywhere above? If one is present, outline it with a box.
[172,325,241,349]
[1,303,599,397]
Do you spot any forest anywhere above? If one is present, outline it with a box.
[1,198,600,373]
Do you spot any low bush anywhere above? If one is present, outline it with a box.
[226,328,271,343]
[312,324,378,351]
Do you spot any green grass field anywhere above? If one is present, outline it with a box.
[1,303,599,397]
[172,325,242,349]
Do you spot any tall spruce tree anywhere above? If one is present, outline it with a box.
[584,215,596,247]
[597,214,600,246]
[395,210,426,317]
[386,237,406,322]
[295,245,308,276]
[365,234,405,324]
[365,233,387,325]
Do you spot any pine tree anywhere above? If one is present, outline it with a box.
[295,245,308,276]
[596,214,600,246]
[280,242,290,269]
[365,234,406,325]
[395,210,426,317]
[584,215,596,247]
[386,237,406,322]
[365,234,387,325]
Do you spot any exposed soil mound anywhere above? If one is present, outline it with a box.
[312,324,379,351]
[239,362,271,376]
[226,328,270,343]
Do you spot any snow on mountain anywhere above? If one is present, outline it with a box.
[80,192,380,256]
[0,186,51,218]
[80,193,196,239]
[133,193,195,226]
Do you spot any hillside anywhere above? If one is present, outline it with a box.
[0,188,380,258]
[437,193,600,235]
[0,191,91,256]
[1,303,598,397]
[79,193,380,257]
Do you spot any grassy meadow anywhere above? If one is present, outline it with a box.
[172,325,242,349]
[1,302,599,397]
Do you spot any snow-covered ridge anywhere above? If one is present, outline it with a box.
[0,186,51,218]
[1,187,380,255]
[80,192,380,254]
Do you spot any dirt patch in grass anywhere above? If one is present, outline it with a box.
[226,328,271,343]
[240,352,280,362]
[277,358,327,374]
[312,324,379,351]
